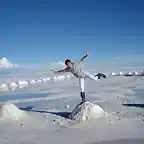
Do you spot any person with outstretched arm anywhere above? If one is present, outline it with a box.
[51,49,99,104]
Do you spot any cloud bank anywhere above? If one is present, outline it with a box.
[84,56,144,73]
[0,57,19,68]
[46,56,144,73]
[0,55,143,75]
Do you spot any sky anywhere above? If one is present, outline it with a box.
[0,0,144,65]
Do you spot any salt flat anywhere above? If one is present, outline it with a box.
[0,74,144,144]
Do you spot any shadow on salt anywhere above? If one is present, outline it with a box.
[122,89,144,108]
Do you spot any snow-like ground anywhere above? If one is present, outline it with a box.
[0,74,144,144]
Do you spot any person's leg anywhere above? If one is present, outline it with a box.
[79,78,86,103]
[84,71,98,80]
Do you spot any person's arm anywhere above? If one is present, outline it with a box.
[57,68,68,73]
[80,50,88,61]
[74,49,88,66]
[50,67,69,74]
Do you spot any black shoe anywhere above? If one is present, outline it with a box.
[95,73,106,79]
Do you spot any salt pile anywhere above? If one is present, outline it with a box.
[0,103,28,120]
[0,84,8,91]
[117,72,123,76]
[18,81,28,86]
[9,82,17,88]
[53,76,57,81]
[67,75,71,79]
[68,101,105,122]
[30,80,36,84]
[126,72,132,76]
[110,72,115,76]
[57,75,65,80]
[46,77,50,81]
[37,79,42,82]
[0,84,8,89]
[42,78,47,81]
[133,72,138,76]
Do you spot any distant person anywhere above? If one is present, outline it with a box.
[51,49,105,104]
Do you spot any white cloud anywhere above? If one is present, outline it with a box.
[1,55,142,74]
[85,56,144,73]
[45,56,144,74]
[57,61,66,68]
[0,57,19,68]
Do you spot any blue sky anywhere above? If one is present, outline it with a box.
[0,0,144,65]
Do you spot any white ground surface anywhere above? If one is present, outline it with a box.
[0,74,144,144]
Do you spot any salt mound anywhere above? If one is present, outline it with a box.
[46,77,50,81]
[18,81,28,86]
[42,78,46,81]
[0,84,8,89]
[68,101,105,122]
[9,82,17,88]
[117,72,123,76]
[18,81,28,88]
[110,72,115,76]
[67,75,71,79]
[53,76,57,81]
[133,72,138,76]
[37,79,42,82]
[0,103,28,120]
[30,80,36,84]
[0,84,8,91]
[23,81,28,85]
[57,75,65,80]
[127,72,132,75]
